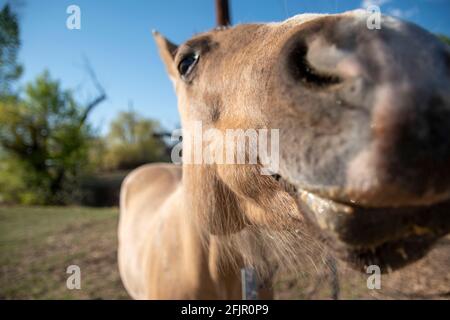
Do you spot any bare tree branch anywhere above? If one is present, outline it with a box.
[79,56,107,126]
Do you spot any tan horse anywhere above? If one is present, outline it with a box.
[118,10,450,299]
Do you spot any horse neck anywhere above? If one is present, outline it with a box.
[181,163,218,230]
[179,163,245,287]
[181,162,246,236]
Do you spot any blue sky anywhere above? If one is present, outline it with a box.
[3,0,450,134]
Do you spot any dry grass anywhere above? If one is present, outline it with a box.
[0,206,129,299]
[0,206,449,300]
[275,237,450,300]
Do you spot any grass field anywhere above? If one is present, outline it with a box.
[1,206,449,300]
[0,206,129,299]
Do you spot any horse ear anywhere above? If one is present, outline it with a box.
[153,30,178,81]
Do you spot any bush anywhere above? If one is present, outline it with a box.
[90,111,170,171]
[0,72,93,204]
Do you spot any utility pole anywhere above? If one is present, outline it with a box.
[215,0,231,26]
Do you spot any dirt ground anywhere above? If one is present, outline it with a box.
[275,237,450,300]
[0,206,449,300]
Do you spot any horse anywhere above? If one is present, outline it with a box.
[118,10,450,299]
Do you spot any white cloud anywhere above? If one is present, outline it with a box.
[361,0,391,8]
[388,7,419,19]
[361,0,419,20]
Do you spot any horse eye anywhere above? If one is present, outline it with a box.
[178,53,199,79]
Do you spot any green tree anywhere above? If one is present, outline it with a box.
[0,72,95,204]
[0,3,22,97]
[98,111,170,171]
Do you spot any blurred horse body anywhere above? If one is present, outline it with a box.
[118,163,245,299]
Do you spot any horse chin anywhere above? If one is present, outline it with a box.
[271,174,450,272]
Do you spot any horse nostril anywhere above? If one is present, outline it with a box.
[287,41,342,89]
